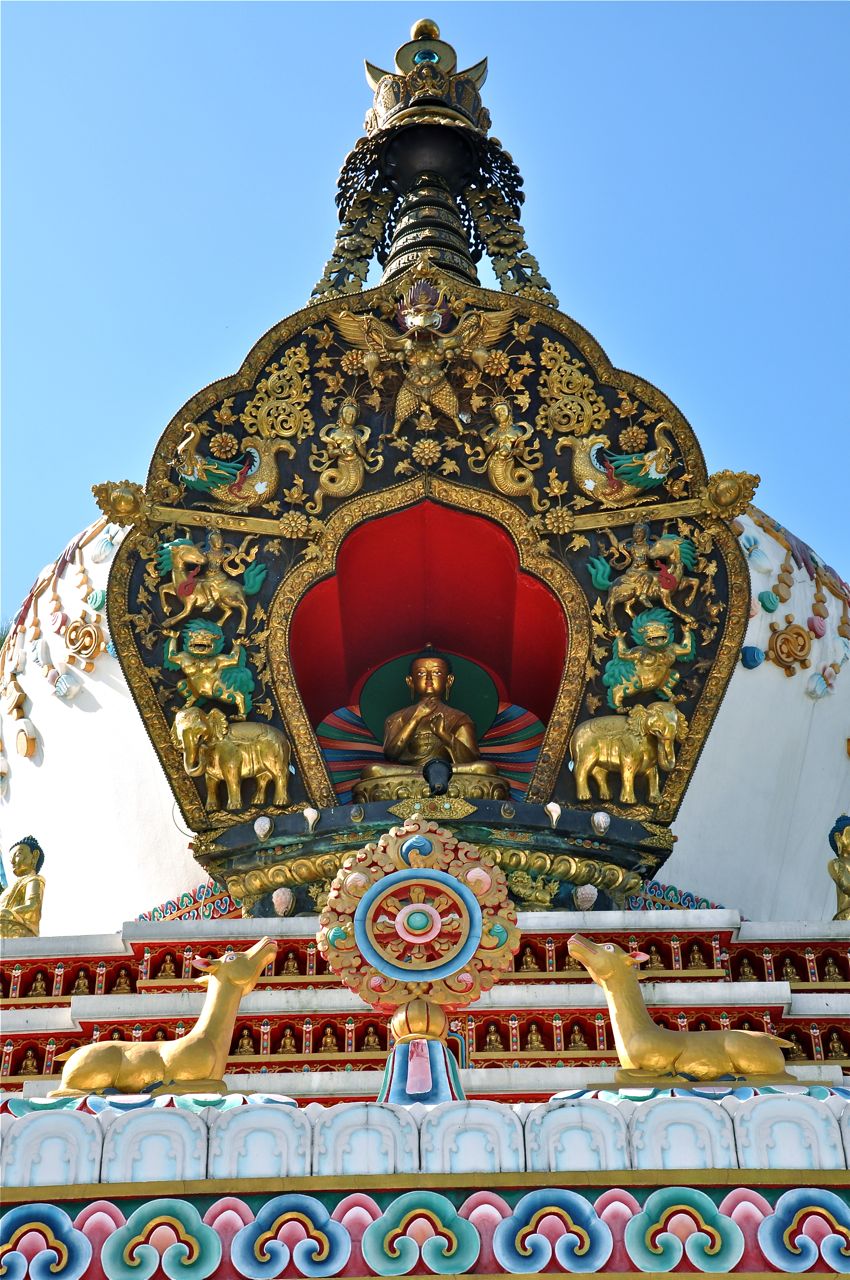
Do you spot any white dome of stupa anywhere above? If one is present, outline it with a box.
[1,504,847,934]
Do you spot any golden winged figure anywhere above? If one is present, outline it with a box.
[333,280,514,436]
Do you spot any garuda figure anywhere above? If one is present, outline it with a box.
[333,279,513,436]
[164,620,255,716]
[603,608,695,709]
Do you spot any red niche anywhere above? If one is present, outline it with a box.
[289,501,568,726]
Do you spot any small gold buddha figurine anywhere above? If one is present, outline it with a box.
[321,1025,339,1053]
[647,944,664,970]
[362,1024,382,1051]
[111,967,133,994]
[565,952,583,971]
[20,1048,40,1075]
[782,956,800,982]
[110,1029,123,1041]
[282,950,300,976]
[569,1023,588,1049]
[827,1031,847,1060]
[519,945,540,972]
[235,1028,256,1055]
[686,943,705,970]
[71,969,91,995]
[0,838,45,938]
[279,1026,298,1054]
[353,649,508,801]
[741,1019,752,1030]
[785,1031,806,1059]
[157,952,177,979]
[524,1021,546,1051]
[738,956,757,981]
[823,956,843,982]
[484,1022,505,1052]
[154,1028,167,1041]
[697,1020,709,1032]
[28,970,48,998]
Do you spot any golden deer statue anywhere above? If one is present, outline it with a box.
[49,937,277,1097]
[567,933,795,1083]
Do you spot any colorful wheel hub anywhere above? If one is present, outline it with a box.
[317,819,519,1011]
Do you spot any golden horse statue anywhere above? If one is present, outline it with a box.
[567,934,795,1083]
[49,937,277,1096]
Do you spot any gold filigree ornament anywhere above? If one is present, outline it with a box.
[702,470,760,520]
[91,480,148,526]
[317,819,519,1011]
[767,614,813,676]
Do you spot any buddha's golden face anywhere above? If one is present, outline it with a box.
[406,657,453,701]
[10,845,37,876]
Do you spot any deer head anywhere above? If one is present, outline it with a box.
[567,934,649,986]
[192,937,277,992]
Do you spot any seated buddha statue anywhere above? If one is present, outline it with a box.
[28,970,48,998]
[279,1026,298,1054]
[484,1022,505,1052]
[823,956,843,982]
[525,1021,545,1051]
[353,649,508,801]
[0,838,45,938]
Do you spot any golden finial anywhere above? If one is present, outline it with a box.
[411,18,440,40]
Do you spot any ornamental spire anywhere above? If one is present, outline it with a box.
[312,19,558,305]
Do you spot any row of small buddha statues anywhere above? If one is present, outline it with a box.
[8,1023,850,1076]
[7,948,846,1004]
[233,1023,385,1056]
[481,1021,591,1053]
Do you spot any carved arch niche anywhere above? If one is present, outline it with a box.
[268,480,591,807]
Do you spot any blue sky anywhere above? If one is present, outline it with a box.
[2,1,848,617]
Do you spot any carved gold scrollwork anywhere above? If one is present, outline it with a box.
[767,614,813,676]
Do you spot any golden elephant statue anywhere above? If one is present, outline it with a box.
[569,701,687,805]
[172,706,290,811]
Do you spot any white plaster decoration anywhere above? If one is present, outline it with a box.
[0,1109,103,1186]
[668,510,850,924]
[839,1100,850,1166]
[728,1093,847,1170]
[207,1103,311,1179]
[99,1106,208,1183]
[524,1098,630,1172]
[310,1101,419,1176]
[628,1095,737,1170]
[419,1099,525,1174]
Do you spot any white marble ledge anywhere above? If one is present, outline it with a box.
[122,917,323,943]
[9,982,848,1033]
[738,920,850,942]
[1,1007,78,1033]
[0,932,128,960]
[518,908,742,934]
[471,980,801,1010]
[18,1060,845,1101]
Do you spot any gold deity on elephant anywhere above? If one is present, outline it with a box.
[353,648,508,801]
[306,399,383,513]
[164,621,255,717]
[171,706,290,811]
[569,702,688,806]
[602,608,695,710]
[333,280,514,437]
[465,399,547,510]
[157,533,267,634]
